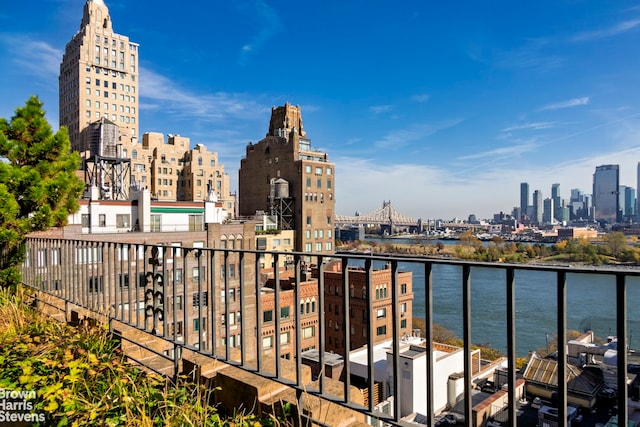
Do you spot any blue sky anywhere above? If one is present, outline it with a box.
[2,1,640,220]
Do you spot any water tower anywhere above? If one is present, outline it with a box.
[83,118,132,200]
[268,178,294,230]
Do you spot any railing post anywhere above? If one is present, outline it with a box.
[462,264,472,426]
[557,270,567,427]
[425,262,434,427]
[617,273,628,426]
[506,267,516,425]
[391,260,400,422]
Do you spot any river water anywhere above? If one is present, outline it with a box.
[364,238,640,356]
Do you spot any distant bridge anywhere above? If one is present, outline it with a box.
[335,201,421,232]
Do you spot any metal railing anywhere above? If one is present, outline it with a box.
[19,236,640,427]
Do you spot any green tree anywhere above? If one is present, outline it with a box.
[606,231,627,258]
[0,97,83,286]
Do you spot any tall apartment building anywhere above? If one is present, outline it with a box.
[520,182,529,220]
[130,132,234,210]
[59,0,139,152]
[543,197,554,224]
[532,190,543,224]
[593,165,619,224]
[239,103,335,253]
[59,1,235,207]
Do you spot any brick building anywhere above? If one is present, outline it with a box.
[239,103,335,254]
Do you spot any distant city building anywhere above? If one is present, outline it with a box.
[551,183,560,220]
[557,227,598,240]
[239,103,335,254]
[59,0,139,151]
[637,162,640,221]
[593,165,619,225]
[520,182,529,220]
[533,190,543,224]
[620,185,636,221]
[543,198,554,224]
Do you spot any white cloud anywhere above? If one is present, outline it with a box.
[374,119,463,149]
[501,122,557,132]
[140,66,266,122]
[411,94,430,103]
[456,142,538,162]
[238,0,283,65]
[494,38,565,72]
[369,105,394,114]
[570,19,640,42]
[0,35,61,79]
[537,97,589,112]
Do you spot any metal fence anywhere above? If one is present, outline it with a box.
[19,236,640,427]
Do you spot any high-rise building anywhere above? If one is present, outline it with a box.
[543,197,554,224]
[520,182,529,220]
[592,165,619,224]
[637,162,640,221]
[59,1,234,207]
[551,183,563,222]
[239,103,335,253]
[532,190,543,224]
[59,0,139,152]
[620,186,636,221]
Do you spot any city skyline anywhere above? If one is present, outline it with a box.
[2,1,640,219]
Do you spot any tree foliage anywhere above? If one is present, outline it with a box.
[0,97,83,286]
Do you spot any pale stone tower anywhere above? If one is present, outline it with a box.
[59,0,139,153]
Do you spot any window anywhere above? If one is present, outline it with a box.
[376,308,386,319]
[171,321,183,337]
[401,319,407,329]
[305,165,312,173]
[306,216,311,226]
[306,178,311,187]
[326,167,332,175]
[315,167,323,175]
[116,214,130,228]
[118,273,129,288]
[280,332,290,345]
[189,214,203,231]
[150,214,160,232]
[281,307,290,319]
[376,325,387,336]
[302,326,315,339]
[192,291,208,307]
[401,283,408,294]
[192,267,205,281]
[99,214,106,227]
[263,310,273,323]
[88,276,103,293]
[401,303,407,314]
[327,179,332,189]
[317,179,322,188]
[193,319,200,332]
[263,336,273,349]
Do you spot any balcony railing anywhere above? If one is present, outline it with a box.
[18,236,640,427]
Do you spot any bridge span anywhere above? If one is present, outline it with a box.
[335,201,423,233]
